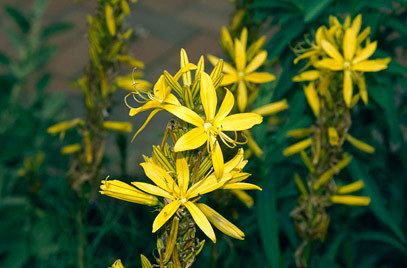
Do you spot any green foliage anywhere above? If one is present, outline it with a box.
[0,1,152,267]
[226,0,406,266]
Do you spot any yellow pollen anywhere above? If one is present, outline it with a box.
[238,71,245,78]
[204,122,212,131]
[343,61,351,70]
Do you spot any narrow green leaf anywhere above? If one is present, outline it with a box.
[257,179,280,268]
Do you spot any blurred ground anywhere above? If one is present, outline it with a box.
[0,0,232,175]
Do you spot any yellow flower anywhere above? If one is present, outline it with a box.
[126,75,180,140]
[110,259,124,268]
[100,150,259,242]
[293,24,336,64]
[164,72,262,178]
[314,17,390,106]
[208,39,275,111]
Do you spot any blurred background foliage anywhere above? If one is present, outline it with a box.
[0,0,405,267]
[220,0,406,267]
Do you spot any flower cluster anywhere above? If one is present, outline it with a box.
[209,26,288,157]
[102,49,263,266]
[293,14,390,107]
[285,15,390,264]
[47,0,146,190]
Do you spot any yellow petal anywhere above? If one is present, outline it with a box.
[337,180,365,194]
[321,40,343,62]
[211,140,224,179]
[313,154,352,190]
[164,93,181,106]
[251,100,288,116]
[184,201,216,243]
[100,180,158,206]
[352,41,377,64]
[237,81,248,112]
[103,121,132,133]
[328,127,339,146]
[140,162,179,194]
[174,127,207,152]
[223,182,261,191]
[174,62,198,81]
[140,255,152,268]
[47,118,83,134]
[224,148,245,173]
[105,4,116,36]
[115,76,151,92]
[129,100,160,117]
[245,51,267,73]
[345,133,375,153]
[293,50,318,64]
[330,195,371,206]
[292,70,319,82]
[121,0,130,15]
[221,73,238,85]
[343,70,353,107]
[304,83,320,117]
[186,175,221,198]
[220,26,234,56]
[197,203,245,240]
[200,72,217,120]
[247,36,266,60]
[152,201,181,232]
[131,182,173,199]
[153,75,169,101]
[234,39,246,71]
[351,14,362,35]
[240,27,248,49]
[61,144,81,154]
[357,27,371,44]
[176,156,190,195]
[245,72,276,83]
[180,48,192,86]
[221,113,263,131]
[111,259,124,268]
[283,138,313,156]
[163,104,204,127]
[207,54,236,74]
[355,75,368,104]
[214,89,234,125]
[343,28,357,60]
[287,128,314,138]
[315,58,344,71]
[352,59,390,72]
[197,55,205,74]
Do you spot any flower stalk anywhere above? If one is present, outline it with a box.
[103,49,263,267]
[287,14,390,267]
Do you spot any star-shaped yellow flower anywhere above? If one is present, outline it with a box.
[208,39,275,111]
[126,62,197,141]
[164,72,262,178]
[314,20,390,106]
[100,151,260,242]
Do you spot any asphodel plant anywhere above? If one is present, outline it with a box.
[47,0,148,190]
[102,49,263,267]
[285,14,390,267]
[208,25,288,158]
